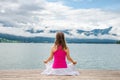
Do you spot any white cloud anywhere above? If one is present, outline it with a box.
[0,0,120,40]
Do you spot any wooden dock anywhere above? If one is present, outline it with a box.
[0,69,120,80]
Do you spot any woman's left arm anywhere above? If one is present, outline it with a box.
[44,47,54,64]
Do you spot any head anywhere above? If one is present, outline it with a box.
[55,32,67,49]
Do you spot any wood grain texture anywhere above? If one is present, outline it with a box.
[0,69,120,80]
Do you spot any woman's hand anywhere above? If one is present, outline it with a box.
[73,61,77,65]
[43,60,48,64]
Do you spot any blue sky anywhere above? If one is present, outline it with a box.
[47,0,120,11]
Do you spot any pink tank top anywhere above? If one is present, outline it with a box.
[52,45,67,69]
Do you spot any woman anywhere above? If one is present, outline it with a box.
[41,32,79,75]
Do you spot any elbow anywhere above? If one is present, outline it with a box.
[67,57,71,61]
[49,56,53,60]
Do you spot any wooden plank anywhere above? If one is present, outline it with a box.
[0,69,120,80]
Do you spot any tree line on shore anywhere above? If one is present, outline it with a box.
[0,38,120,44]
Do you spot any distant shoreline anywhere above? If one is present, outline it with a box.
[0,32,119,43]
[0,37,119,44]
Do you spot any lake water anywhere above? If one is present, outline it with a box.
[0,43,120,70]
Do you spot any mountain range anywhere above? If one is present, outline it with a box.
[0,26,119,43]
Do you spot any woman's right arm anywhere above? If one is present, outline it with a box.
[66,48,77,65]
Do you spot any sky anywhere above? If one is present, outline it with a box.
[0,0,120,39]
[47,0,120,11]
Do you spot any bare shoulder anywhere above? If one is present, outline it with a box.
[64,47,69,53]
[51,45,57,52]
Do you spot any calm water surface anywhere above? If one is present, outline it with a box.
[0,43,120,70]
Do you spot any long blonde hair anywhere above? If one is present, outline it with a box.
[54,32,67,49]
